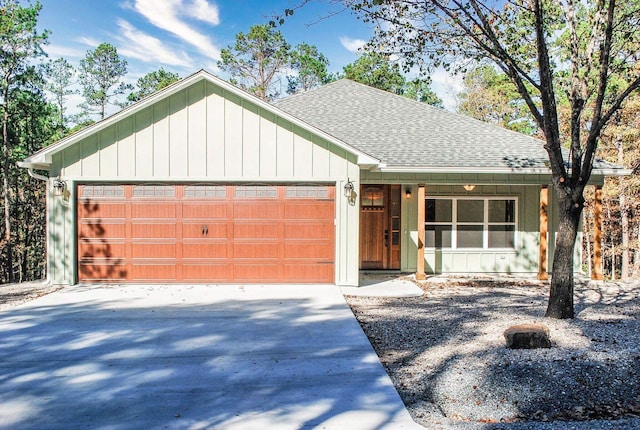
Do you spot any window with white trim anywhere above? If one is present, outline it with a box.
[425,197,516,249]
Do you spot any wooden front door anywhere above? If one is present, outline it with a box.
[359,184,401,270]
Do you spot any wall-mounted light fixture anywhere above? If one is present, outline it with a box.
[343,178,354,198]
[463,184,476,192]
[405,187,412,199]
[53,177,67,197]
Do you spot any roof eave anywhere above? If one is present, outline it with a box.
[376,165,632,177]
[17,160,50,171]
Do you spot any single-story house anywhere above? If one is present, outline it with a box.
[19,70,626,286]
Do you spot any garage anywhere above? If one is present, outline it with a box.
[78,184,335,283]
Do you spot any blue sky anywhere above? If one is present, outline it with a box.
[38,0,462,113]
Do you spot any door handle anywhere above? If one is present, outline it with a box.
[202,225,209,236]
[384,229,389,247]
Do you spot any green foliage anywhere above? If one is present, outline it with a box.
[0,0,50,283]
[343,53,442,106]
[287,43,333,94]
[343,52,405,94]
[128,68,180,103]
[403,78,443,108]
[458,64,537,135]
[43,57,75,130]
[79,42,131,119]
[218,24,291,100]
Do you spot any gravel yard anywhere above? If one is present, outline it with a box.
[345,277,640,429]
[0,281,62,311]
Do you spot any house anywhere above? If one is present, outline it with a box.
[19,70,626,286]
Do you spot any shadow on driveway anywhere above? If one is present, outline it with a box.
[0,284,419,429]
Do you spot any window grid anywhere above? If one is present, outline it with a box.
[132,185,175,198]
[81,185,125,198]
[285,185,329,199]
[425,197,517,250]
[184,185,227,198]
[234,185,277,199]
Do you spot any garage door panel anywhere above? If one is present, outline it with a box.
[183,223,228,239]
[233,263,279,281]
[132,223,177,239]
[234,222,279,239]
[131,202,176,218]
[182,263,232,281]
[284,203,334,220]
[234,242,280,258]
[78,184,335,283]
[79,241,126,259]
[182,203,228,219]
[182,242,229,258]
[283,243,334,259]
[131,242,177,258]
[79,221,126,239]
[79,261,128,281]
[283,263,333,282]
[78,202,126,219]
[130,263,177,280]
[283,223,333,239]
[233,203,279,219]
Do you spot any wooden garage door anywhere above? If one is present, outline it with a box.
[78,184,335,283]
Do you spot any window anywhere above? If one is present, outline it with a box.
[184,185,227,198]
[132,185,175,198]
[361,186,384,207]
[234,185,277,198]
[81,185,124,198]
[285,185,329,199]
[425,197,516,249]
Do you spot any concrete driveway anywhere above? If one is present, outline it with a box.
[0,284,420,429]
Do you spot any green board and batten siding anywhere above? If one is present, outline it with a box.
[361,171,582,275]
[48,80,361,286]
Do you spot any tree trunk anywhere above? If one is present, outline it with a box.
[2,90,13,284]
[546,193,581,319]
[634,225,640,278]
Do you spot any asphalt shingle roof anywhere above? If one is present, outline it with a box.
[275,79,618,172]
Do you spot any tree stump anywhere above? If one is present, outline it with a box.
[504,323,551,349]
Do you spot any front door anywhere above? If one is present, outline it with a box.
[359,184,401,270]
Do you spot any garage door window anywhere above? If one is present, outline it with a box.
[184,185,227,198]
[235,185,277,198]
[81,185,125,198]
[133,185,175,198]
[285,185,330,199]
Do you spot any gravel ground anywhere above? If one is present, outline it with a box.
[345,277,640,430]
[0,281,63,311]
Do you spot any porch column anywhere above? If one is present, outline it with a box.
[538,186,549,280]
[592,185,604,280]
[416,184,426,280]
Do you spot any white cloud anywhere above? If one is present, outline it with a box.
[430,66,465,112]
[45,44,86,59]
[116,19,193,67]
[132,0,221,60]
[185,0,220,25]
[340,37,366,53]
[75,37,101,48]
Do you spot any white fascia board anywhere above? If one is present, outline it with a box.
[17,160,50,171]
[21,70,381,170]
[377,166,554,174]
[377,165,631,177]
